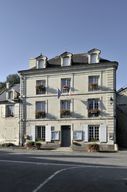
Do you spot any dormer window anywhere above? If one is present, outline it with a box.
[60,52,72,66]
[63,57,70,66]
[88,49,101,64]
[38,59,45,68]
[8,91,13,100]
[36,54,47,69]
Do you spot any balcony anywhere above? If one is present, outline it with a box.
[89,83,99,91]
[36,85,46,94]
[36,111,46,119]
[88,108,100,117]
[60,110,71,118]
[62,85,70,93]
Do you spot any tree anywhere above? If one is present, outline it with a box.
[6,74,20,85]
[0,73,20,93]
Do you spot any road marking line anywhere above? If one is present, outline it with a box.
[32,167,77,192]
[0,159,127,169]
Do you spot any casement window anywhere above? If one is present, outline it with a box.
[62,57,70,66]
[73,131,83,141]
[38,59,45,68]
[60,100,71,118]
[61,78,71,93]
[89,76,99,91]
[36,58,46,69]
[6,105,14,117]
[36,101,46,119]
[88,98,100,117]
[36,80,46,95]
[88,125,99,142]
[35,126,45,141]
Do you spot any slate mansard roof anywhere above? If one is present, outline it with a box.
[18,48,118,74]
[0,83,20,103]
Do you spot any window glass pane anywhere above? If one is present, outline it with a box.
[6,105,14,117]
[88,125,99,141]
[61,78,71,93]
[38,60,45,68]
[36,101,46,118]
[61,100,70,110]
[36,80,46,94]
[36,101,45,111]
[89,76,99,91]
[36,126,45,141]
[63,57,70,66]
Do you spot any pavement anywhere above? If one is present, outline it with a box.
[0,148,127,192]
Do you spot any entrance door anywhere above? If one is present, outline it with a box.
[61,126,71,147]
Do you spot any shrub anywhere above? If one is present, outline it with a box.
[1,143,16,147]
[26,141,35,148]
[35,142,42,150]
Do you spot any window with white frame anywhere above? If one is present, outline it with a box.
[36,80,46,95]
[88,125,99,141]
[89,76,99,91]
[6,105,14,117]
[63,57,70,66]
[36,126,45,141]
[61,78,71,93]
[88,99,100,117]
[36,101,46,119]
[37,58,46,69]
[60,100,71,118]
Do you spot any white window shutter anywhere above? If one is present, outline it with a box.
[82,124,88,142]
[14,105,19,118]
[31,126,35,142]
[6,92,9,100]
[1,105,6,117]
[98,75,101,87]
[99,124,107,143]
[46,125,51,142]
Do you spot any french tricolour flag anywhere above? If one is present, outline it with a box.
[57,88,61,99]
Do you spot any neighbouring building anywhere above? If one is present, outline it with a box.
[0,83,20,145]
[18,48,118,151]
[116,87,127,148]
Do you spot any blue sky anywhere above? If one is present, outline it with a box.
[0,0,126,89]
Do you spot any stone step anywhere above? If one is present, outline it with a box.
[53,147,73,152]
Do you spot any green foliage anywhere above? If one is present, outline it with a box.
[7,74,20,85]
[0,82,6,92]
[26,141,35,148]
[0,73,20,93]
[35,142,42,149]
[1,143,16,147]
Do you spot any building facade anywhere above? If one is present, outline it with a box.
[0,83,20,145]
[18,49,118,150]
[116,87,127,148]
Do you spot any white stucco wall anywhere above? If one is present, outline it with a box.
[0,103,19,145]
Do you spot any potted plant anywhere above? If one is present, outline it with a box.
[35,142,42,150]
[26,141,35,149]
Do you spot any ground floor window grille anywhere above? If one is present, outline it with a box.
[36,126,45,141]
[88,125,99,141]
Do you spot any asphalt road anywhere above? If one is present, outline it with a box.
[0,149,127,192]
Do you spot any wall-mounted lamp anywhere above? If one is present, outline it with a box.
[110,97,114,104]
